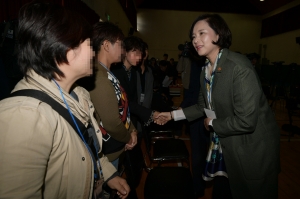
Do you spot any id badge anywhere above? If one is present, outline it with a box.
[140,93,145,103]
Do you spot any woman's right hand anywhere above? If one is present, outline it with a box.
[107,176,130,199]
[154,112,172,125]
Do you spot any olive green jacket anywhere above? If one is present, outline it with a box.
[183,48,280,199]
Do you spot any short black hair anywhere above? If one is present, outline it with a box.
[18,1,91,80]
[123,36,144,53]
[189,14,232,49]
[163,53,168,57]
[92,21,124,55]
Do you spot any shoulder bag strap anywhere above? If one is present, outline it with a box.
[9,89,86,135]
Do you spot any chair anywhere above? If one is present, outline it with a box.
[143,125,193,199]
[143,126,190,168]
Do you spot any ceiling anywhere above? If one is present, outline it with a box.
[135,0,295,15]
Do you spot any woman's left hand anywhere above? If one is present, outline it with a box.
[204,118,212,131]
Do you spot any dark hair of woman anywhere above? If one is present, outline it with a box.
[92,21,124,55]
[18,1,92,80]
[189,14,232,49]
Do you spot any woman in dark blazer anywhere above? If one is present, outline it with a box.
[157,14,280,199]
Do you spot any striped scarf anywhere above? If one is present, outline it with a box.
[106,72,131,129]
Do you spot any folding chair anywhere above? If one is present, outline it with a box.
[143,124,190,169]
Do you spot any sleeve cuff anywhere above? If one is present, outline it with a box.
[209,119,213,126]
[173,109,186,121]
[104,171,119,184]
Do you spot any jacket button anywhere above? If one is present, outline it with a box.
[97,129,100,133]
[82,157,85,161]
[90,105,93,108]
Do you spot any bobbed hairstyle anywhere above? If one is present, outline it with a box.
[18,1,92,80]
[92,21,124,55]
[189,14,232,49]
[123,36,144,53]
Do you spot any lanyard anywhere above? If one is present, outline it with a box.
[99,61,118,80]
[204,50,223,110]
[53,79,100,179]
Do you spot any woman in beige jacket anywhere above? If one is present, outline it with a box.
[0,2,129,199]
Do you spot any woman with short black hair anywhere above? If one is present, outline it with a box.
[0,2,129,198]
[158,13,280,199]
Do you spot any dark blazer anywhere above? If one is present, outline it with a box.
[136,66,154,109]
[183,48,280,199]
[111,64,152,126]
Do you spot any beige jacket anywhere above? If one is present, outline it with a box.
[0,71,116,199]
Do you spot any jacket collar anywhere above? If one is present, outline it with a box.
[215,48,229,74]
[18,70,91,124]
[200,48,229,109]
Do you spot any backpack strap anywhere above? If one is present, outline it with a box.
[9,89,86,136]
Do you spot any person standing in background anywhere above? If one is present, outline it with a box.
[90,21,137,170]
[111,36,162,199]
[112,36,161,135]
[135,41,154,138]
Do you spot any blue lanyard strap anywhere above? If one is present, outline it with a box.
[99,61,119,80]
[53,79,100,179]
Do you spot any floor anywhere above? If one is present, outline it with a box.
[127,86,300,199]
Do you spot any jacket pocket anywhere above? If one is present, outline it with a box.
[237,139,276,180]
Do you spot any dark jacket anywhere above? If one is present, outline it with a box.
[111,64,152,127]
[183,48,280,199]
[136,66,154,109]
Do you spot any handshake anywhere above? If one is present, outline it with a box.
[152,111,174,125]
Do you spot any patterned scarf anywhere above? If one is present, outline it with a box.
[204,49,223,110]
[107,72,131,129]
[202,49,228,181]
[98,62,131,132]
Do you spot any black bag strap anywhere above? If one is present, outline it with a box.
[9,89,86,135]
